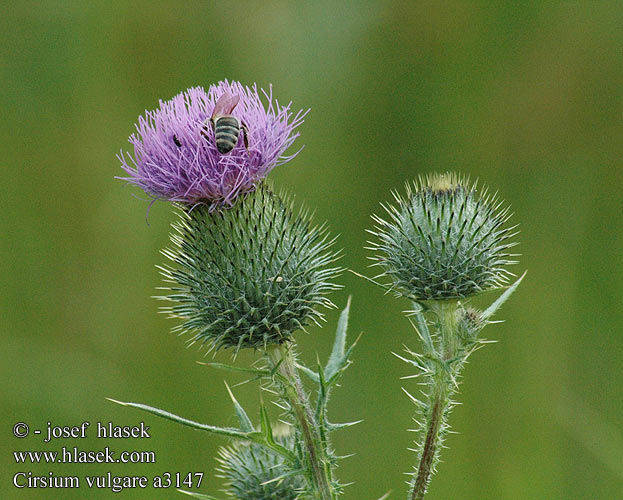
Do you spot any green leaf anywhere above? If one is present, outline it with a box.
[482,271,526,320]
[108,398,297,464]
[325,296,351,380]
[315,360,329,425]
[296,362,320,383]
[323,298,362,389]
[331,332,362,384]
[257,401,298,463]
[259,400,273,440]
[224,382,254,432]
[107,398,256,440]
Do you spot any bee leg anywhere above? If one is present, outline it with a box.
[200,118,213,141]
[241,121,250,155]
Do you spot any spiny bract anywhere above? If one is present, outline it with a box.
[217,433,304,500]
[369,172,518,301]
[159,183,341,352]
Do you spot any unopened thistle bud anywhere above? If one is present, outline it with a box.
[369,173,517,301]
[159,183,341,352]
[457,306,484,341]
[217,430,304,500]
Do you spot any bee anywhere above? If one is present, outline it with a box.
[202,92,249,154]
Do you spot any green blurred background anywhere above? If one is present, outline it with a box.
[2,1,622,498]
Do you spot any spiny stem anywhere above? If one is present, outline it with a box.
[266,344,336,500]
[411,393,443,500]
[409,301,460,500]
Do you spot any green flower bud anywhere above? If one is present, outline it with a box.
[217,431,304,500]
[369,173,517,301]
[159,183,341,352]
[457,306,484,340]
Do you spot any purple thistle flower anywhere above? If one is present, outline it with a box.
[118,81,307,207]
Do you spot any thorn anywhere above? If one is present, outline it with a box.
[106,397,127,406]
[401,388,427,408]
[223,380,235,398]
[374,490,393,500]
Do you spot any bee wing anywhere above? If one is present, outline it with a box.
[211,92,240,118]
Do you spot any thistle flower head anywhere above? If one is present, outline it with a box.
[118,81,306,208]
[217,430,304,500]
[369,172,518,301]
[159,183,341,352]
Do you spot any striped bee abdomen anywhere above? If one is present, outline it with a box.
[214,116,241,153]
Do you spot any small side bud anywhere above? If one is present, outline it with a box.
[457,306,484,340]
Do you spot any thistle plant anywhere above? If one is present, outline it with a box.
[112,81,360,500]
[366,173,523,499]
[113,81,524,500]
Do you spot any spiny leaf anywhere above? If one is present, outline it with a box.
[482,271,526,320]
[296,362,320,383]
[257,401,298,462]
[315,360,330,428]
[259,400,273,441]
[107,398,254,440]
[107,398,297,464]
[325,297,351,380]
[340,332,363,368]
[224,382,254,432]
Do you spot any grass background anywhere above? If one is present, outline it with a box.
[2,1,622,498]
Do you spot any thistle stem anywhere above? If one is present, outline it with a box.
[409,301,460,500]
[267,344,336,500]
[411,389,445,500]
